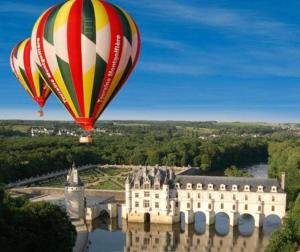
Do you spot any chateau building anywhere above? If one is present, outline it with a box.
[122,166,286,227]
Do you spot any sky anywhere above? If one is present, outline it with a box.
[1,0,300,123]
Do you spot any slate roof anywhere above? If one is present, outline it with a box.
[65,163,84,187]
[175,175,283,192]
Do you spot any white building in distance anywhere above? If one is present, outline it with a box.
[122,166,286,227]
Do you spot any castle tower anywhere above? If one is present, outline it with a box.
[64,163,85,219]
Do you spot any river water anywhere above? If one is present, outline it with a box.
[87,163,281,252]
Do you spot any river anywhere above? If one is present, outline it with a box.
[87,163,281,252]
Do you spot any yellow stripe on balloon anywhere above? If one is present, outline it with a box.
[92,0,109,31]
[53,0,75,32]
[83,65,95,117]
[15,40,34,97]
[53,68,80,117]
[32,68,41,96]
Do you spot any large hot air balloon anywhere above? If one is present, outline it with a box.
[10,39,51,117]
[31,0,140,142]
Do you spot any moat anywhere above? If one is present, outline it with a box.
[86,209,281,252]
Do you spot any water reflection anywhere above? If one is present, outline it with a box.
[87,214,281,252]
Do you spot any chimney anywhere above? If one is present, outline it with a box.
[281,172,285,190]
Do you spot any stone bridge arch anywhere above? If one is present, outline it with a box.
[86,203,117,221]
[214,212,230,236]
[263,214,281,235]
[194,211,206,234]
[238,213,255,236]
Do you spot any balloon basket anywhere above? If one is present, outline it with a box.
[79,135,93,144]
[37,110,44,117]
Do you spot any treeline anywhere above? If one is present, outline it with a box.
[0,133,268,183]
[268,141,300,204]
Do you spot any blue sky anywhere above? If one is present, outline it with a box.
[1,0,300,122]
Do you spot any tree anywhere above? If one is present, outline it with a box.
[224,166,252,177]
[0,193,76,252]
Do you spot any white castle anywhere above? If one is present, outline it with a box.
[64,163,85,220]
[122,166,286,227]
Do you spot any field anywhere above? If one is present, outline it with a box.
[35,167,131,190]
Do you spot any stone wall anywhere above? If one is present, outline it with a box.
[10,187,125,201]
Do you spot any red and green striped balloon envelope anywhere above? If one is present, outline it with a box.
[31,0,140,131]
[10,38,51,115]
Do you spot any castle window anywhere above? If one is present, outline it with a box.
[245,195,248,201]
[143,200,150,208]
[232,205,236,211]
[155,184,160,190]
[175,202,179,207]
[271,186,277,192]
[134,184,139,189]
[233,194,236,200]
[257,186,264,192]
[155,238,159,244]
[135,193,139,198]
[198,202,201,208]
[197,183,202,189]
[221,193,224,200]
[245,204,248,210]
[198,193,201,199]
[155,194,159,199]
[187,193,191,198]
[220,184,226,191]
[272,196,275,202]
[144,191,150,197]
[221,203,224,209]
[232,185,238,191]
[244,185,250,191]
[187,183,192,189]
[209,193,212,199]
[176,192,178,198]
[135,201,139,207]
[187,203,190,209]
[144,183,150,189]
[258,206,261,211]
[208,203,212,210]
[155,202,159,208]
[258,195,262,201]
[208,184,213,190]
[272,206,275,211]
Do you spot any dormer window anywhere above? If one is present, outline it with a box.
[220,184,226,191]
[232,185,238,191]
[197,183,202,190]
[176,183,180,189]
[244,185,250,191]
[208,184,214,190]
[144,183,150,189]
[187,183,192,189]
[257,186,264,192]
[271,186,277,192]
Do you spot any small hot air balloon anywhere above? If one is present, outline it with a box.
[10,39,51,117]
[31,0,140,143]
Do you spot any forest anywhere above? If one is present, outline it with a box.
[0,133,268,184]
